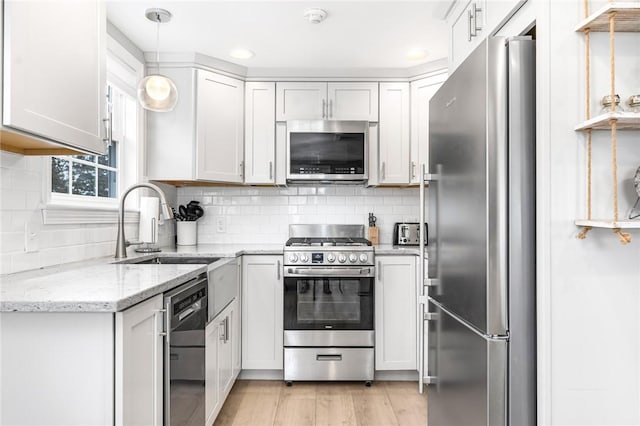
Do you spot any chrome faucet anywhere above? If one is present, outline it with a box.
[115,182,174,259]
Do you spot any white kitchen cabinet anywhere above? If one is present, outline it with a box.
[449,0,486,72]
[375,255,417,370]
[1,0,107,155]
[276,82,378,122]
[196,70,245,183]
[115,294,164,426]
[232,260,242,377]
[448,0,526,72]
[242,255,283,370]
[378,82,411,185]
[409,74,447,184]
[245,82,276,184]
[205,299,238,426]
[147,68,244,183]
[0,295,164,425]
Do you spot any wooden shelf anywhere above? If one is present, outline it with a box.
[575,219,640,229]
[575,2,640,32]
[575,112,640,131]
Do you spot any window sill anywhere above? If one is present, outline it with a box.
[42,204,140,225]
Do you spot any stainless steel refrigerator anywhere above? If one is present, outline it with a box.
[418,36,536,426]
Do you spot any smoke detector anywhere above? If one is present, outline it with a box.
[304,8,328,24]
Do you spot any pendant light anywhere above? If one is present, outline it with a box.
[137,8,178,112]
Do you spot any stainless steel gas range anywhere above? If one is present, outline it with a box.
[283,224,375,385]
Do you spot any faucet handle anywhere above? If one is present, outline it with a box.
[126,240,145,248]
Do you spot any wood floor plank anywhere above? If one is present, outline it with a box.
[217,380,427,426]
[228,391,280,426]
[352,393,399,426]
[274,394,316,426]
[384,383,427,426]
[316,393,357,426]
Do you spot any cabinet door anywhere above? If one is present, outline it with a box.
[242,255,284,370]
[3,0,106,154]
[378,83,410,185]
[410,76,446,184]
[327,82,379,121]
[115,294,163,426]
[375,256,417,370]
[449,0,486,72]
[205,320,221,426]
[275,82,326,121]
[232,267,242,377]
[245,82,276,184]
[218,305,234,398]
[196,70,245,182]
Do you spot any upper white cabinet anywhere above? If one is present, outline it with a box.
[242,255,283,370]
[115,294,164,426]
[1,0,107,155]
[276,82,378,122]
[378,82,410,185]
[245,82,276,184]
[409,74,447,184]
[375,255,417,371]
[197,71,245,183]
[448,0,526,72]
[147,68,244,183]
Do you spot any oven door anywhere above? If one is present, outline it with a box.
[283,266,374,331]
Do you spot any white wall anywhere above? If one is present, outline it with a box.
[177,185,420,245]
[0,151,175,275]
[536,0,640,424]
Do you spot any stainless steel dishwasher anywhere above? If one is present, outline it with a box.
[164,274,208,426]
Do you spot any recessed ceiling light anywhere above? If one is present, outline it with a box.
[406,49,428,61]
[304,8,328,24]
[229,48,255,59]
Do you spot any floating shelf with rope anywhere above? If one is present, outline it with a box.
[574,1,640,244]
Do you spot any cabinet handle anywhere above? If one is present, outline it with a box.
[102,117,112,145]
[377,261,382,281]
[154,308,167,337]
[329,99,333,119]
[322,99,327,119]
[226,317,230,343]
[239,161,244,178]
[467,9,473,42]
[269,161,273,180]
[219,319,226,341]
[277,260,281,280]
[164,302,171,344]
[411,162,417,180]
[381,162,386,180]
[469,3,482,39]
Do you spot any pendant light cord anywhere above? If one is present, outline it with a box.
[155,15,161,66]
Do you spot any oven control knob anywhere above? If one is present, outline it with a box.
[289,254,298,263]
[338,254,347,263]
[359,254,368,263]
[300,254,309,263]
[348,254,358,263]
[327,253,336,263]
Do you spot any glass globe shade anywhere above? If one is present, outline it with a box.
[137,74,178,112]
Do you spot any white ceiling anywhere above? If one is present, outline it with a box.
[106,1,450,70]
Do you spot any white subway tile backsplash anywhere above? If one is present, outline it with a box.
[178,185,420,245]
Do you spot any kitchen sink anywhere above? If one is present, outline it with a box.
[127,256,220,265]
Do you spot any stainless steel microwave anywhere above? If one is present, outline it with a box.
[286,120,368,182]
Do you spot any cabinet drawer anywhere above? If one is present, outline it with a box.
[284,347,373,381]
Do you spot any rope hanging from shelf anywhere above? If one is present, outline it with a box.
[579,0,593,239]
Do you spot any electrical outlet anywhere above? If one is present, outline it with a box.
[24,223,39,253]
[216,216,226,233]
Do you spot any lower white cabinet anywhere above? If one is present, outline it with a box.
[242,255,283,370]
[375,255,417,370]
[206,298,239,425]
[115,294,164,426]
[0,296,164,426]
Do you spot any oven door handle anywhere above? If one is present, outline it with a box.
[285,267,374,277]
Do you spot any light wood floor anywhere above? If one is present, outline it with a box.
[213,380,427,426]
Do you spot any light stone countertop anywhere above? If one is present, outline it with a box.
[0,243,426,313]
